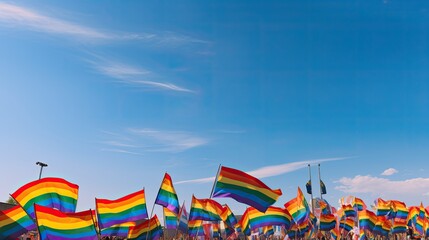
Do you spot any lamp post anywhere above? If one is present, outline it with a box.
[36,162,48,179]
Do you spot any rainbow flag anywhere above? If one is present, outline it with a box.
[407,206,419,225]
[221,204,238,228]
[376,198,391,216]
[247,206,291,230]
[341,204,356,218]
[163,207,177,229]
[0,205,36,239]
[11,177,79,218]
[353,197,366,211]
[263,225,274,236]
[319,213,336,231]
[128,215,162,240]
[178,203,188,233]
[339,217,354,232]
[373,216,390,236]
[213,166,282,212]
[189,195,223,221]
[330,227,340,240]
[239,208,251,236]
[390,200,408,220]
[212,222,220,238]
[188,219,204,237]
[358,210,376,230]
[391,219,407,234]
[96,189,148,229]
[100,222,134,237]
[284,187,310,225]
[34,204,97,240]
[154,173,180,215]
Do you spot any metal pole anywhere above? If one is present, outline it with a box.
[36,162,48,179]
[318,164,322,199]
[308,164,314,214]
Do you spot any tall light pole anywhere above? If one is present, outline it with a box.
[36,162,48,179]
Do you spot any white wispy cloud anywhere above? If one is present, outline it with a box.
[89,58,195,93]
[100,148,143,156]
[176,157,352,184]
[128,128,208,152]
[381,168,398,176]
[0,3,209,46]
[101,128,208,154]
[335,175,429,198]
[0,3,110,41]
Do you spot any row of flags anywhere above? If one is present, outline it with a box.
[1,165,428,239]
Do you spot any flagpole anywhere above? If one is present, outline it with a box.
[174,200,186,239]
[308,164,315,214]
[209,164,222,198]
[147,185,158,240]
[318,164,323,199]
[94,199,102,239]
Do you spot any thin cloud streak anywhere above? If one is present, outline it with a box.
[100,148,143,156]
[176,157,352,184]
[0,3,110,40]
[128,128,208,152]
[89,59,195,93]
[0,3,209,45]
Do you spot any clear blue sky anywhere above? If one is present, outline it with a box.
[1,0,428,217]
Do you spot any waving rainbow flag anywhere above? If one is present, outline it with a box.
[34,204,97,240]
[353,197,366,211]
[341,204,356,218]
[247,206,291,230]
[127,215,162,240]
[0,205,36,239]
[339,217,354,232]
[100,222,134,237]
[11,177,79,218]
[376,198,391,216]
[189,195,223,221]
[239,208,251,236]
[188,219,204,237]
[213,166,282,212]
[221,204,238,228]
[390,200,408,220]
[163,207,178,229]
[96,189,148,229]
[154,173,180,215]
[319,213,336,231]
[284,187,310,225]
[358,210,376,230]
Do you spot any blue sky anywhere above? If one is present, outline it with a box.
[1,0,429,217]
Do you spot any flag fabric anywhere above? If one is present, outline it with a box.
[391,200,408,220]
[407,206,419,225]
[246,206,292,230]
[284,187,310,225]
[100,222,134,237]
[188,219,204,237]
[263,225,274,236]
[373,216,387,236]
[163,207,178,229]
[0,205,36,239]
[358,210,377,230]
[178,203,188,233]
[341,204,356,218]
[11,177,79,218]
[96,189,148,229]
[127,215,163,240]
[154,173,180,215]
[221,204,238,228]
[239,208,251,236]
[320,180,327,195]
[330,227,340,240]
[34,204,98,240]
[212,166,282,212]
[306,180,312,194]
[391,218,407,234]
[353,197,366,211]
[189,195,223,221]
[319,213,336,231]
[376,198,391,216]
[339,217,354,232]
